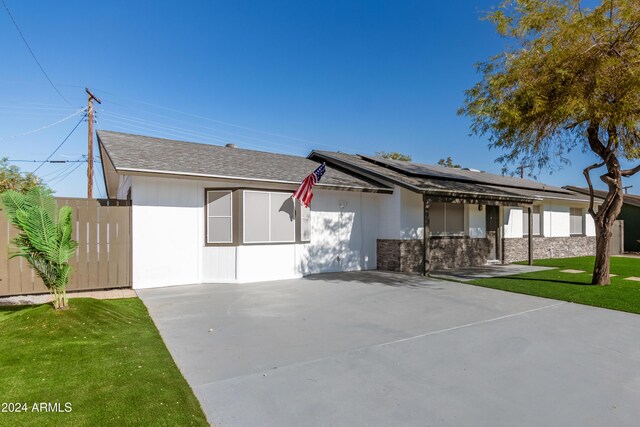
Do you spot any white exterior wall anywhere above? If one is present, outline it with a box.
[297,189,379,276]
[400,188,424,239]
[131,176,202,289]
[503,207,524,238]
[378,185,402,239]
[395,190,488,239]
[467,204,486,238]
[130,176,380,288]
[585,213,596,236]
[502,201,595,238]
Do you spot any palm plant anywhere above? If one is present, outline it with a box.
[1,187,78,309]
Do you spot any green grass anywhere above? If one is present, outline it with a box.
[0,298,208,426]
[469,256,640,314]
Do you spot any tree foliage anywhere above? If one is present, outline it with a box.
[375,151,412,161]
[459,0,640,285]
[437,157,461,168]
[1,187,78,309]
[0,157,44,194]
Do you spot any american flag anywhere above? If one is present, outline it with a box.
[292,163,326,208]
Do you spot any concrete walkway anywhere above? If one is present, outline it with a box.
[431,264,554,281]
[0,288,137,306]
[139,272,640,427]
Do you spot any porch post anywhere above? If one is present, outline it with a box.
[528,206,533,266]
[423,194,431,275]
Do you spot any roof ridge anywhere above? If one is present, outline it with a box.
[97,129,310,161]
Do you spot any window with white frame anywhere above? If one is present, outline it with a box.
[300,204,311,242]
[244,191,296,243]
[570,207,584,236]
[206,191,233,243]
[523,206,542,236]
[430,203,464,236]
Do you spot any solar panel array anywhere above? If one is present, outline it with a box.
[360,155,574,194]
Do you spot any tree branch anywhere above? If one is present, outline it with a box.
[587,121,607,160]
[621,164,640,177]
[583,161,605,218]
[582,162,604,219]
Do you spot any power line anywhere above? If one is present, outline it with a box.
[91,87,344,149]
[100,109,325,152]
[1,0,73,106]
[98,113,279,152]
[44,162,77,182]
[48,162,84,185]
[9,159,89,163]
[33,114,87,173]
[0,108,86,140]
[0,105,75,110]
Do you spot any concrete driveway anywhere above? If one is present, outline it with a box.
[138,272,640,427]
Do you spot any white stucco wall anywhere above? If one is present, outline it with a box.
[130,176,381,288]
[503,207,524,238]
[466,204,485,238]
[393,191,489,239]
[585,212,596,236]
[378,185,402,239]
[502,202,595,238]
[131,176,202,289]
[400,188,424,239]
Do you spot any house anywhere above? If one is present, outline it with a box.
[98,130,601,289]
[564,186,640,253]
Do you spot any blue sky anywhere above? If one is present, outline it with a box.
[1,0,638,197]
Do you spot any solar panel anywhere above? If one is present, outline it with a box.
[359,155,573,194]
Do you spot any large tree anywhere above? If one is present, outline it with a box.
[460,0,640,285]
[0,157,43,194]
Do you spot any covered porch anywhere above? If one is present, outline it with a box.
[377,188,536,274]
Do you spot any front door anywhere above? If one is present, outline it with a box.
[486,205,500,261]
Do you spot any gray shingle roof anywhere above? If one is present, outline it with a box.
[310,151,596,203]
[564,186,640,207]
[97,131,391,192]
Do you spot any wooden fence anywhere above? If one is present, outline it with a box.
[0,198,131,297]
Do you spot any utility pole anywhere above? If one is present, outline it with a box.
[622,185,633,194]
[86,88,101,198]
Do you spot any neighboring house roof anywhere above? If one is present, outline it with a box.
[564,186,640,208]
[97,130,392,197]
[309,151,597,204]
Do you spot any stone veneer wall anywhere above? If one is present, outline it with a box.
[377,237,493,272]
[502,236,596,263]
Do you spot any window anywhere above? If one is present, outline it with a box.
[523,206,542,236]
[206,191,233,243]
[430,203,465,236]
[570,208,584,236]
[300,204,311,242]
[244,191,296,243]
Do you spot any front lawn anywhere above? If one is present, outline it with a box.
[0,298,208,426]
[468,256,640,314]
